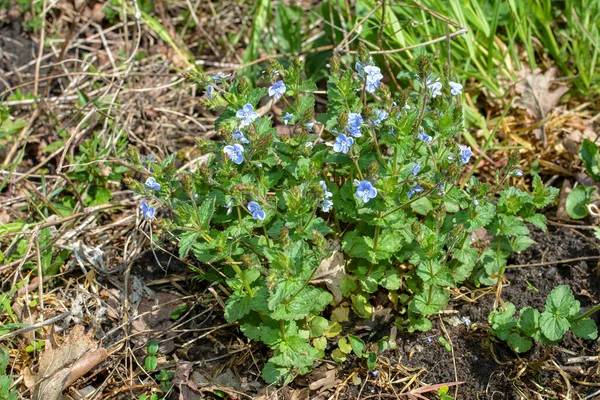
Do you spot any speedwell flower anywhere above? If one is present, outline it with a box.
[321,199,333,212]
[232,130,249,144]
[141,154,156,164]
[426,77,442,98]
[268,80,286,100]
[139,200,155,219]
[449,81,463,95]
[145,177,161,191]
[355,180,377,203]
[333,134,354,154]
[236,104,258,127]
[225,199,233,215]
[459,145,473,164]
[410,163,421,176]
[417,128,433,143]
[283,112,293,125]
[211,72,231,80]
[347,113,364,137]
[247,201,265,220]
[319,181,333,198]
[372,109,389,126]
[223,143,245,164]
[408,185,423,199]
[363,65,383,93]
[206,85,214,99]
[513,169,523,177]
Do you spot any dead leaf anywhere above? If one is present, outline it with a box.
[309,369,338,392]
[311,239,345,304]
[556,179,572,221]
[31,325,108,400]
[515,67,569,120]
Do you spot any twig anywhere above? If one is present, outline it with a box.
[0,311,72,341]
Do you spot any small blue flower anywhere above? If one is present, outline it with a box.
[305,141,313,149]
[145,177,161,191]
[404,102,411,110]
[320,180,333,198]
[473,198,479,206]
[355,180,377,203]
[223,143,245,164]
[388,127,396,135]
[211,72,231,80]
[363,65,383,93]
[206,85,214,99]
[426,77,442,98]
[141,154,156,164]
[372,109,388,125]
[355,61,365,77]
[427,337,434,343]
[459,145,473,164]
[410,163,421,176]
[514,169,523,177]
[437,183,446,196]
[248,201,265,220]
[232,130,249,144]
[305,122,314,131]
[139,200,155,219]
[333,134,354,154]
[268,80,286,100]
[236,104,258,127]
[347,113,364,137]
[225,199,233,215]
[408,185,423,199]
[321,199,333,212]
[449,81,463,95]
[417,128,433,143]
[283,112,293,125]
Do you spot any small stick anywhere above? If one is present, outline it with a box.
[0,311,72,341]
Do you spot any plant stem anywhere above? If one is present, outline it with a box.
[574,304,600,321]
[228,257,254,298]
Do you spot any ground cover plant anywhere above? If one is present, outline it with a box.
[2,0,600,398]
[127,45,598,386]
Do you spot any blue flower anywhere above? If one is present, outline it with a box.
[404,102,411,110]
[211,72,231,80]
[459,145,473,164]
[473,199,479,206]
[145,177,161,191]
[236,104,258,127]
[139,200,155,219]
[410,163,421,176]
[513,169,523,177]
[333,134,354,154]
[449,81,463,95]
[283,112,293,125]
[321,199,333,212]
[206,85,214,99]
[305,122,314,131]
[225,199,233,215]
[320,180,333,198]
[372,109,388,125]
[437,183,446,196]
[363,65,383,93]
[223,143,245,164]
[141,154,156,164]
[355,180,377,203]
[355,61,365,77]
[347,113,363,137]
[232,130,249,144]
[268,80,286,100]
[417,128,433,143]
[426,77,442,98]
[247,201,265,220]
[408,185,423,199]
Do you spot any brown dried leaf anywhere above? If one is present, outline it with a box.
[308,369,338,392]
[515,67,569,120]
[31,325,107,400]
[311,239,345,304]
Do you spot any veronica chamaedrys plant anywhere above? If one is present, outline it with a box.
[133,46,563,384]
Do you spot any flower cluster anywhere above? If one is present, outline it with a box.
[356,62,383,93]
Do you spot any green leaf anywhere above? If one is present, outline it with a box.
[339,277,357,297]
[570,318,598,340]
[351,292,373,318]
[270,336,319,369]
[411,197,433,215]
[331,348,347,362]
[366,352,377,370]
[518,307,540,337]
[145,355,158,371]
[565,186,595,219]
[197,196,216,229]
[146,340,159,356]
[407,316,432,332]
[86,186,112,206]
[507,333,532,353]
[416,261,455,287]
[379,268,401,290]
[408,285,449,316]
[348,335,366,358]
[179,231,200,258]
[262,362,290,384]
[539,311,570,342]
[313,336,328,352]
[489,302,517,341]
[545,285,580,318]
[338,337,352,354]
[310,316,329,337]
[466,202,496,232]
[579,139,600,180]
[224,291,252,323]
[524,213,547,232]
[531,174,558,208]
[342,231,376,262]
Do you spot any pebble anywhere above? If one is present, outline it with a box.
[543,266,557,278]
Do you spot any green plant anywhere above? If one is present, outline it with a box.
[564,139,600,220]
[0,349,17,400]
[489,285,598,353]
[133,47,557,384]
[144,340,159,372]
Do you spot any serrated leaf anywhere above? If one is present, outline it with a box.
[532,174,558,208]
[539,311,570,341]
[579,139,600,180]
[262,362,290,384]
[338,337,352,354]
[545,285,579,318]
[310,316,329,337]
[179,231,200,258]
[224,291,252,323]
[379,268,401,290]
[570,318,598,340]
[524,213,547,232]
[408,285,449,316]
[507,333,532,353]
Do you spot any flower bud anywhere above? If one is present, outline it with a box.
[358,43,369,63]
[238,77,250,96]
[331,55,341,78]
